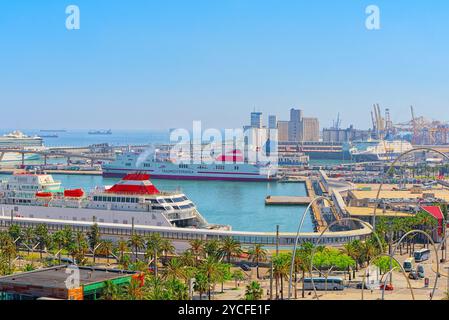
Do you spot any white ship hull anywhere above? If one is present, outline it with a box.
[0,204,172,228]
[103,152,277,182]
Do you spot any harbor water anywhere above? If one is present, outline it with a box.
[0,129,313,232]
[0,174,312,233]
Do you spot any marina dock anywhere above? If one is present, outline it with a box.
[265,196,311,205]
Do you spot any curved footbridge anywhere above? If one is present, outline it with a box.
[0,215,372,248]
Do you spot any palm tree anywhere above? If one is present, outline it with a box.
[218,237,242,264]
[52,230,66,264]
[160,238,175,262]
[128,233,145,262]
[248,244,268,279]
[200,256,221,300]
[272,254,290,300]
[73,231,89,265]
[8,225,21,250]
[189,239,205,264]
[164,257,187,281]
[231,270,245,288]
[145,233,164,277]
[245,281,263,300]
[0,232,16,274]
[22,227,35,255]
[204,239,220,259]
[35,224,51,259]
[100,240,114,264]
[180,250,196,267]
[116,238,129,265]
[101,280,122,300]
[296,242,313,298]
[87,223,101,263]
[193,271,209,300]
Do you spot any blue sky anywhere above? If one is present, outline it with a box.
[0,0,448,130]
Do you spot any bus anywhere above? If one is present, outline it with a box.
[403,258,414,272]
[413,249,431,262]
[303,277,345,291]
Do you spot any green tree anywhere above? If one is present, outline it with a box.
[116,238,129,266]
[87,223,101,263]
[128,233,145,262]
[218,237,242,264]
[245,281,263,300]
[193,271,209,300]
[200,256,222,300]
[189,239,205,264]
[272,253,290,300]
[248,244,268,279]
[145,233,164,277]
[35,224,51,259]
[231,269,245,289]
[101,280,122,300]
[99,239,114,264]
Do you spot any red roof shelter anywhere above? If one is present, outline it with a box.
[421,206,444,236]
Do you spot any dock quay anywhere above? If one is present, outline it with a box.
[265,196,311,205]
[305,177,327,233]
[0,216,373,248]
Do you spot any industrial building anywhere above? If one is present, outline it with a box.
[0,266,141,300]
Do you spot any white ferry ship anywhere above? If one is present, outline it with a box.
[0,171,225,230]
[0,131,44,162]
[348,139,413,162]
[102,147,278,182]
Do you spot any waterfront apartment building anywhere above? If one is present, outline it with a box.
[300,117,320,142]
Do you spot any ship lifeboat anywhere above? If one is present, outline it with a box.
[36,192,53,198]
[64,189,84,198]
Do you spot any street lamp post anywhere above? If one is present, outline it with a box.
[288,196,332,300]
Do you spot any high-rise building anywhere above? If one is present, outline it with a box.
[250,112,263,128]
[288,108,303,142]
[268,115,278,129]
[300,117,320,142]
[278,121,290,142]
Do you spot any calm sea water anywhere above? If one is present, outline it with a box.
[0,128,313,232]
[0,129,170,147]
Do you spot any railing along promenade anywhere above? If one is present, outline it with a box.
[0,216,372,247]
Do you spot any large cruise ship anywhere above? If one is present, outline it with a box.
[0,131,44,162]
[102,146,278,181]
[347,139,413,162]
[0,171,225,230]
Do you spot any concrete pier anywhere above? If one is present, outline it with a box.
[265,196,311,205]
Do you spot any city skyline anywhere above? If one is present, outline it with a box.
[1,0,448,130]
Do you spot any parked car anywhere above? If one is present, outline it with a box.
[356,282,369,289]
[417,265,425,278]
[409,270,420,280]
[240,264,251,271]
[380,284,394,291]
